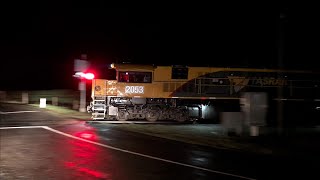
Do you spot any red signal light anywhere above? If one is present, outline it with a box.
[73,72,95,80]
[83,73,95,80]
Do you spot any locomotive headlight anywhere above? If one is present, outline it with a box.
[201,104,207,110]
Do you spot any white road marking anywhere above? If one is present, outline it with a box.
[0,126,46,130]
[0,111,40,114]
[0,125,256,180]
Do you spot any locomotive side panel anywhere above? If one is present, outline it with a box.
[89,63,320,123]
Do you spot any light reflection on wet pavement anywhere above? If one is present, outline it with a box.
[1,103,320,179]
[1,125,247,180]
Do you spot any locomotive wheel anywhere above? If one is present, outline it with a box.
[116,111,128,121]
[146,111,159,122]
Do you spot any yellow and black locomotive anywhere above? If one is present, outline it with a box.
[87,63,320,122]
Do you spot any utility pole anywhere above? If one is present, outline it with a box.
[277,11,286,134]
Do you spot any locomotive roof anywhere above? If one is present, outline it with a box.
[110,63,155,72]
[110,63,319,75]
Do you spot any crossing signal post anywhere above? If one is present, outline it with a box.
[73,55,94,112]
[79,78,86,112]
[75,72,95,112]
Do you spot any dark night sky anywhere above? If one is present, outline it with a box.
[0,3,318,90]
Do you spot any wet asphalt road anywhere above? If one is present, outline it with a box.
[0,103,318,180]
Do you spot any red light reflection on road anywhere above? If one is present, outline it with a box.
[64,161,108,179]
[79,132,94,139]
[62,128,111,179]
[74,130,97,141]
